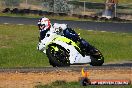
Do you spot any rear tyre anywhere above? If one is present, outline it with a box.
[90,48,104,66]
[46,44,70,67]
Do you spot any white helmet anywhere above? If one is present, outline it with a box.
[38,17,51,30]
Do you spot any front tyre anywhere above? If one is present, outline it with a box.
[46,44,70,67]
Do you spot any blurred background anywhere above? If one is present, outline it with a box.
[0,0,132,20]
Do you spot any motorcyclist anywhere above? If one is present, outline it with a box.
[37,17,93,54]
[37,17,51,41]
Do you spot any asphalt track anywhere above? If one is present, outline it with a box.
[0,16,132,33]
[0,62,131,73]
[0,16,131,72]
[0,66,131,73]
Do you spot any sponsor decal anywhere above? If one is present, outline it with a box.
[80,67,131,86]
[90,79,130,85]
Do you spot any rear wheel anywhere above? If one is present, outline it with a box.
[46,44,70,67]
[83,45,104,66]
[90,49,104,66]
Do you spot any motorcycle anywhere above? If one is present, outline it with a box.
[37,27,104,67]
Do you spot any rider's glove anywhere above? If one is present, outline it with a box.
[37,42,45,51]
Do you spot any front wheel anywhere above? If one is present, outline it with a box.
[46,44,70,67]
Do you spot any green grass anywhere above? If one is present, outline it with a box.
[0,13,82,21]
[76,29,132,62]
[0,13,91,21]
[0,13,131,23]
[35,80,132,88]
[0,24,50,68]
[0,24,132,68]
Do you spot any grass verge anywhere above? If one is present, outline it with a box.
[0,13,87,21]
[0,13,131,23]
[0,24,132,68]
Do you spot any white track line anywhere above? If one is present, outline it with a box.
[101,31,106,32]
[122,33,127,34]
[112,32,116,33]
[3,23,10,25]
[17,24,24,25]
[87,30,93,31]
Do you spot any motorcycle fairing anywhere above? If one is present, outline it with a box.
[48,37,91,64]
